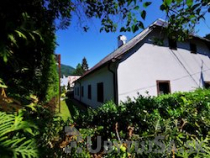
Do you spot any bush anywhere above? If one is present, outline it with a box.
[0,110,38,158]
[1,88,210,157]
[66,89,210,157]
[0,99,68,158]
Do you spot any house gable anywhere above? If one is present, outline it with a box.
[74,19,210,106]
[117,28,210,102]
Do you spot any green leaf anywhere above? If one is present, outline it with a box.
[8,34,17,46]
[186,0,193,7]
[141,10,146,20]
[126,27,131,32]
[100,27,104,33]
[0,78,7,88]
[0,112,38,158]
[15,30,27,39]
[176,0,183,4]
[143,2,152,8]
[138,21,144,29]
[160,4,166,11]
[132,25,138,33]
[134,6,139,10]
[120,27,126,32]
[164,0,172,6]
[127,0,132,6]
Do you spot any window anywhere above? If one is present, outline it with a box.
[74,87,76,95]
[75,87,77,96]
[204,82,210,89]
[157,80,171,95]
[88,85,91,99]
[97,82,104,103]
[81,86,84,97]
[168,38,177,50]
[77,87,79,96]
[190,43,197,54]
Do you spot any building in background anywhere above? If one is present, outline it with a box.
[61,75,80,91]
[74,19,210,108]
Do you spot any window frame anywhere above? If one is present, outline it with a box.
[156,80,171,95]
[97,82,104,103]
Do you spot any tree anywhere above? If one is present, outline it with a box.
[0,0,70,102]
[78,0,209,40]
[73,57,89,75]
[204,34,210,40]
[1,0,209,66]
[82,57,89,71]
[72,63,85,76]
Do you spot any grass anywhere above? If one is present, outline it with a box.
[57,99,71,122]
[56,96,87,122]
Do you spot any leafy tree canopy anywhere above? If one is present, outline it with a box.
[76,0,209,40]
[72,63,85,76]
[1,0,209,63]
[0,0,70,101]
[73,57,89,75]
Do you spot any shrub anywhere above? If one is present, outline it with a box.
[66,89,210,157]
[0,110,38,158]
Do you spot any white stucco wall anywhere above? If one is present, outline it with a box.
[74,66,114,108]
[117,31,210,102]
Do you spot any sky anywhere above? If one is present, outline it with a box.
[55,1,210,69]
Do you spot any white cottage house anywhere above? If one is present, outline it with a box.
[74,19,210,108]
[61,75,80,90]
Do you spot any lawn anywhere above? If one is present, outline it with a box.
[57,99,71,121]
[56,97,86,122]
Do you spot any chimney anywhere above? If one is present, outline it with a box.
[118,35,127,48]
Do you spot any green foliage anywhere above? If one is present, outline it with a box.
[72,57,89,76]
[61,86,67,94]
[0,78,7,89]
[19,103,67,157]
[72,63,85,76]
[41,54,59,102]
[58,100,71,122]
[67,89,210,157]
[0,0,71,62]
[160,0,210,40]
[0,111,38,158]
[79,0,209,39]
[0,0,71,102]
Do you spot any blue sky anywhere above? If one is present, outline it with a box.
[55,2,210,69]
